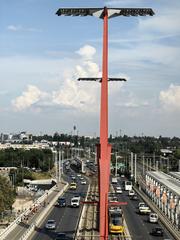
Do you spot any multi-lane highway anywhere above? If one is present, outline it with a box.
[3,159,177,240]
[31,169,88,240]
[113,177,175,240]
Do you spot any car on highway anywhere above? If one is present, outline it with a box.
[149,213,158,223]
[116,186,122,194]
[57,197,66,207]
[138,202,145,208]
[69,182,77,190]
[81,179,87,185]
[130,194,138,200]
[151,227,164,236]
[71,196,80,207]
[55,232,68,240]
[112,177,118,184]
[45,219,56,230]
[71,175,76,180]
[139,204,151,214]
[109,196,118,203]
[128,189,135,196]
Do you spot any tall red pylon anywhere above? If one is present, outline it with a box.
[56,7,154,240]
[99,7,111,240]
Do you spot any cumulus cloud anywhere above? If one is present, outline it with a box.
[10,44,127,113]
[159,84,180,111]
[11,45,101,112]
[12,85,47,111]
[52,48,101,112]
[76,45,96,60]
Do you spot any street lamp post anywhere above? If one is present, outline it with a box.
[56,6,154,240]
[115,153,122,177]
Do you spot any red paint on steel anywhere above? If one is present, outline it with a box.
[99,7,112,240]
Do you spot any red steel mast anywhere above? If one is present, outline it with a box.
[56,7,154,240]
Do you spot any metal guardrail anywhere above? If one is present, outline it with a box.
[134,185,180,240]
[19,222,36,240]
[75,179,92,239]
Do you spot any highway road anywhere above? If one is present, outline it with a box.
[114,177,175,240]
[31,169,88,240]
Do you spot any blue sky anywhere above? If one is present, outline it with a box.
[0,0,180,137]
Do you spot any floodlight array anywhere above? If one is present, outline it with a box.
[118,8,154,16]
[56,8,154,19]
[56,8,101,17]
[78,78,127,82]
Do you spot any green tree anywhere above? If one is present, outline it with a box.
[0,175,15,213]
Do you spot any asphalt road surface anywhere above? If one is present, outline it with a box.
[113,177,175,240]
[31,169,88,240]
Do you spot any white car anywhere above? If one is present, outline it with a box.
[139,205,151,214]
[111,177,118,184]
[71,196,80,207]
[81,179,87,185]
[116,186,122,194]
[45,220,56,230]
[138,202,145,208]
[149,213,158,223]
[128,190,135,196]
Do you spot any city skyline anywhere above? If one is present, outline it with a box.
[0,0,180,137]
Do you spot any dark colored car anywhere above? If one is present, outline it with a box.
[151,227,164,236]
[130,194,138,200]
[55,232,68,240]
[57,197,66,207]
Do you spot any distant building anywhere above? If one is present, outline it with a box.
[0,132,32,143]
[160,149,173,156]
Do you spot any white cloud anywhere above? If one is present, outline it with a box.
[10,45,102,113]
[7,25,22,31]
[10,44,127,113]
[76,45,96,60]
[116,92,149,108]
[7,25,41,32]
[52,48,102,112]
[138,12,180,35]
[159,84,180,111]
[12,85,47,111]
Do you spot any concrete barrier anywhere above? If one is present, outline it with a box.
[75,183,91,239]
[19,222,36,240]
